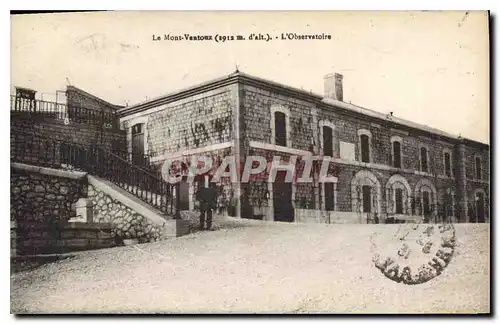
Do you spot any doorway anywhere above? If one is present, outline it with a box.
[131,123,145,166]
[324,182,335,211]
[422,191,430,217]
[476,192,485,223]
[273,171,294,222]
[362,185,372,213]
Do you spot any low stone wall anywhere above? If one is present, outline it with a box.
[11,164,87,224]
[13,220,115,255]
[87,184,163,242]
[295,209,363,224]
[11,164,92,255]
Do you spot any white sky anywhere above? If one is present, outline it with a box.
[10,11,489,143]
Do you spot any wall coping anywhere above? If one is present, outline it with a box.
[11,162,87,180]
[10,220,112,230]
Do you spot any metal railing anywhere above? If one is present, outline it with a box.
[11,132,178,216]
[10,95,119,129]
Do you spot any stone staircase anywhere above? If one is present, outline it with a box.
[11,130,192,241]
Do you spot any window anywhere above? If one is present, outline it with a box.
[358,129,372,164]
[132,123,143,135]
[270,105,290,147]
[444,152,451,177]
[395,188,403,214]
[274,112,287,146]
[322,126,333,157]
[475,156,482,179]
[420,147,428,173]
[360,135,370,163]
[393,141,401,168]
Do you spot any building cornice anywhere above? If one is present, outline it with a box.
[117,71,489,149]
[117,72,322,117]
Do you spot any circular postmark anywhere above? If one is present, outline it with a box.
[371,223,456,285]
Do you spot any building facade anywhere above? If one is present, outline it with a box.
[117,71,490,224]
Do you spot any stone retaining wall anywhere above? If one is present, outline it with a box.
[87,184,163,242]
[12,220,115,255]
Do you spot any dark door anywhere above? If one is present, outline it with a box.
[178,177,190,210]
[131,123,145,166]
[422,191,430,216]
[476,192,485,223]
[324,182,335,211]
[362,185,372,213]
[395,188,403,214]
[273,171,294,222]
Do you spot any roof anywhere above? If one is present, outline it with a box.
[67,85,124,110]
[118,71,488,148]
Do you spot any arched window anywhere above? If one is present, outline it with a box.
[385,174,412,216]
[414,179,437,220]
[350,169,381,217]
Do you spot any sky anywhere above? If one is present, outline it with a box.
[10,11,489,143]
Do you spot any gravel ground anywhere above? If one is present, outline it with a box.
[10,217,490,314]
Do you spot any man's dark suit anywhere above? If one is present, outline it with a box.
[198,186,217,230]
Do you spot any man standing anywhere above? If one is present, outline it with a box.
[197,175,218,230]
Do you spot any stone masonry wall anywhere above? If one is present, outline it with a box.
[87,184,162,242]
[11,168,86,223]
[235,81,486,222]
[241,84,316,151]
[11,167,90,255]
[122,86,235,159]
[12,85,126,159]
[464,145,489,181]
[11,115,126,158]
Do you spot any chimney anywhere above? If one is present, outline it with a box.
[323,73,343,101]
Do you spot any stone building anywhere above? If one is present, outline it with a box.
[117,71,490,224]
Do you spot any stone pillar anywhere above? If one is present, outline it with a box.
[70,198,94,223]
[232,84,242,218]
[188,181,195,210]
[10,220,17,257]
[267,181,274,221]
[311,107,320,210]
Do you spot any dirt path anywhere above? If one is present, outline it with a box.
[10,219,490,314]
